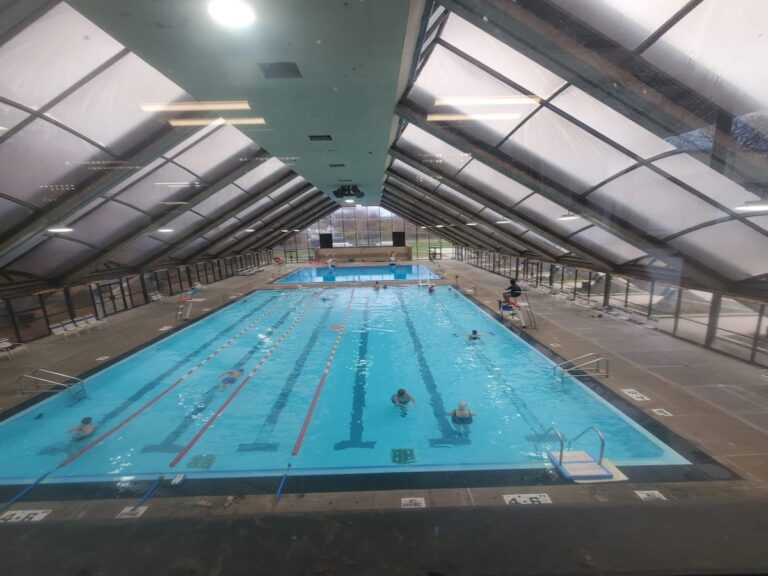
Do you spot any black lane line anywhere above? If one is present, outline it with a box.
[238,306,334,451]
[335,296,375,450]
[142,305,299,453]
[394,292,467,447]
[37,295,282,456]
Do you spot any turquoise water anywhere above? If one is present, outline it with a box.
[0,286,686,484]
[276,264,439,283]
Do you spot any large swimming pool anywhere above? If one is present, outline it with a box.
[276,264,439,283]
[0,286,686,485]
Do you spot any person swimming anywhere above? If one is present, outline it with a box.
[391,388,416,417]
[428,284,435,294]
[219,369,243,391]
[448,401,475,436]
[68,417,95,441]
[468,330,480,340]
[374,281,381,291]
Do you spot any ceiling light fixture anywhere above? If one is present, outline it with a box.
[734,199,768,213]
[141,101,250,113]
[344,199,355,204]
[434,96,540,106]
[435,225,445,228]
[207,0,256,28]
[47,227,73,233]
[466,222,477,226]
[281,229,290,233]
[158,201,189,206]
[558,212,581,221]
[157,228,174,233]
[293,229,300,232]
[427,112,521,122]
[168,117,265,127]
[495,220,511,224]
[244,229,256,232]
[420,226,427,229]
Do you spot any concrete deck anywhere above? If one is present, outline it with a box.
[1,260,768,574]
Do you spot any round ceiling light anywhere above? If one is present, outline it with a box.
[208,0,256,28]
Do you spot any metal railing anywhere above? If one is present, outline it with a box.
[568,426,606,465]
[18,369,86,400]
[541,427,566,464]
[554,353,610,382]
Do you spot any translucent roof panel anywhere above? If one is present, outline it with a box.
[171,237,210,260]
[440,14,565,98]
[112,236,166,267]
[501,108,636,193]
[203,218,241,242]
[589,166,727,239]
[234,198,274,224]
[408,45,536,146]
[234,157,289,192]
[173,125,259,182]
[8,237,97,278]
[456,159,532,205]
[515,194,591,235]
[102,158,165,198]
[550,0,689,51]
[150,211,206,240]
[115,163,199,211]
[427,5,446,31]
[46,53,188,156]
[550,87,675,158]
[390,159,441,190]
[434,183,485,214]
[480,208,528,235]
[748,216,768,233]
[0,102,29,132]
[0,196,33,236]
[570,226,647,264]
[669,221,768,280]
[162,123,223,160]
[0,3,124,109]
[192,184,245,219]
[522,230,569,255]
[643,0,768,114]
[0,119,110,207]
[397,124,471,175]
[68,201,150,246]
[266,178,307,204]
[652,154,759,207]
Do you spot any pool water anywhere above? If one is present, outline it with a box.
[276,264,439,283]
[0,286,686,485]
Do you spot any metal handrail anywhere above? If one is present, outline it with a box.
[553,353,601,374]
[567,426,606,465]
[541,427,566,464]
[18,369,83,395]
[558,357,610,382]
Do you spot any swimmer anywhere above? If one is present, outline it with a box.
[391,388,416,417]
[468,330,480,340]
[68,417,95,441]
[219,369,243,391]
[374,281,381,291]
[428,284,435,294]
[383,283,388,289]
[448,401,475,436]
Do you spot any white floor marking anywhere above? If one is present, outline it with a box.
[0,510,51,523]
[621,388,651,401]
[651,408,673,417]
[401,497,426,509]
[95,356,110,361]
[116,506,148,519]
[549,343,562,348]
[158,326,173,332]
[635,490,666,502]
[503,493,552,505]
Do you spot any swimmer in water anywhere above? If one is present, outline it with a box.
[219,369,243,391]
[468,330,480,340]
[68,417,95,441]
[448,401,475,436]
[391,388,416,417]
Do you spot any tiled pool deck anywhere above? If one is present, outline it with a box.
[1,261,767,574]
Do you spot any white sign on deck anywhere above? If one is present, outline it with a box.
[401,497,426,509]
[503,493,552,505]
[116,506,148,519]
[621,388,651,402]
[635,490,667,502]
[651,408,673,417]
[549,343,562,348]
[95,356,110,361]
[0,509,51,523]
[158,326,173,332]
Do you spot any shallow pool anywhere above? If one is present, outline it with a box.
[275,264,439,283]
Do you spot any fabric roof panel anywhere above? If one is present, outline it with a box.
[514,194,591,235]
[570,226,647,264]
[68,201,150,246]
[7,237,97,278]
[0,196,34,236]
[115,163,199,211]
[0,102,29,132]
[234,157,289,192]
[150,211,206,240]
[390,159,441,190]
[456,159,532,205]
[192,184,246,219]
[171,237,210,260]
[397,124,471,175]
[523,230,569,255]
[111,236,166,267]
[173,124,259,182]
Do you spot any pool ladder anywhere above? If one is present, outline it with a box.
[553,353,609,383]
[18,369,87,402]
[542,425,613,480]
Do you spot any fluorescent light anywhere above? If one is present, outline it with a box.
[558,212,581,221]
[168,117,265,127]
[155,181,198,188]
[281,229,290,233]
[158,201,189,206]
[434,96,540,106]
[141,101,250,112]
[420,226,427,229]
[344,199,355,204]
[244,229,256,232]
[47,227,73,233]
[427,112,521,122]
[293,229,300,232]
[208,0,256,28]
[0,126,7,131]
[435,225,445,228]
[734,200,768,213]
[466,222,477,226]
[495,220,511,224]
[157,228,174,233]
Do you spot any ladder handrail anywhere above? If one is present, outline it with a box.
[567,426,606,465]
[30,368,82,384]
[558,357,610,382]
[18,370,84,395]
[554,353,601,372]
[542,427,566,464]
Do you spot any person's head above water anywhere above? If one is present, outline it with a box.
[458,401,468,410]
[397,388,407,397]
[81,417,93,425]
[472,330,478,335]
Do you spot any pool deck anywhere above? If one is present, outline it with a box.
[1,261,768,574]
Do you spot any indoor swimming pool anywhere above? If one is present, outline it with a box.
[0,286,687,485]
[275,264,439,283]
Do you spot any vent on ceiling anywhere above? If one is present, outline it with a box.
[338,179,353,182]
[309,135,332,141]
[329,163,346,168]
[259,62,302,79]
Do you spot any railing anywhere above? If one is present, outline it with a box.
[554,353,610,382]
[567,426,606,465]
[520,292,537,329]
[18,369,86,400]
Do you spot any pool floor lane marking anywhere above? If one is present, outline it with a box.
[395,291,468,447]
[169,289,327,467]
[238,305,335,452]
[291,288,356,456]
[142,306,299,453]
[334,296,376,450]
[57,293,295,468]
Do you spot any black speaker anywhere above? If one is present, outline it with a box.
[319,233,333,248]
[392,232,405,247]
